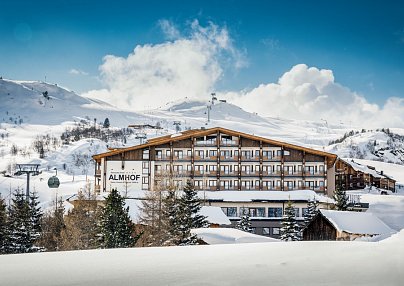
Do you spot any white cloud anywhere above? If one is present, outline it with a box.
[69,68,89,76]
[223,64,404,128]
[83,20,246,110]
[158,19,181,40]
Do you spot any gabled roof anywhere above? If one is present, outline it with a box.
[339,158,395,181]
[93,127,337,162]
[319,209,394,235]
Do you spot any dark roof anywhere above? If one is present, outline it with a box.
[93,127,338,163]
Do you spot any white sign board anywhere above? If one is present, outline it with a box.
[105,161,143,192]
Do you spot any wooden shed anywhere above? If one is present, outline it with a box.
[303,209,393,241]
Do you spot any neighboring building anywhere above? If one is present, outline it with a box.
[303,209,394,241]
[204,190,333,238]
[92,127,338,195]
[335,158,396,192]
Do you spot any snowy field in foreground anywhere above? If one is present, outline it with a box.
[0,231,403,286]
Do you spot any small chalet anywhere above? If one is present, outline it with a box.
[335,159,396,192]
[303,209,394,241]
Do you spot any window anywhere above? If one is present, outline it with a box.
[195,165,204,174]
[284,150,290,156]
[142,177,149,184]
[174,150,183,159]
[255,150,260,158]
[276,150,282,157]
[208,150,217,157]
[155,165,161,172]
[302,208,308,217]
[208,165,217,172]
[187,150,192,157]
[239,207,248,216]
[166,150,171,157]
[142,162,149,175]
[268,207,283,218]
[209,180,217,187]
[286,208,299,217]
[234,150,239,157]
[262,227,270,236]
[256,207,265,217]
[156,150,162,159]
[221,207,237,217]
[195,150,204,158]
[263,150,271,159]
[272,227,280,235]
[142,149,149,160]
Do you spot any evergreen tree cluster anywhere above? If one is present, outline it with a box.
[140,180,208,246]
[0,190,44,254]
[60,124,133,145]
[280,200,301,241]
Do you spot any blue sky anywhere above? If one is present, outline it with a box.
[1,0,404,106]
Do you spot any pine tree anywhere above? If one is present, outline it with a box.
[28,192,44,252]
[334,182,349,211]
[236,208,252,233]
[177,180,208,245]
[8,190,44,253]
[280,200,301,241]
[0,196,8,254]
[304,197,319,226]
[161,189,181,246]
[98,189,136,248]
[60,191,99,250]
[103,118,110,128]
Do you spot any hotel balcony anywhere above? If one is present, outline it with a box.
[240,156,259,161]
[194,140,217,147]
[284,171,303,177]
[219,156,238,161]
[240,171,259,176]
[219,171,238,176]
[304,171,325,177]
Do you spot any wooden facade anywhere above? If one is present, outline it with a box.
[92,127,337,194]
[303,212,337,241]
[335,159,396,192]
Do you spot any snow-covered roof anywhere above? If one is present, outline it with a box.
[320,209,394,235]
[341,158,391,179]
[200,190,333,204]
[199,206,231,225]
[191,228,279,244]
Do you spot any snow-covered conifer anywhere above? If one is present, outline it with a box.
[236,208,252,233]
[280,200,301,241]
[334,183,349,211]
[304,197,319,226]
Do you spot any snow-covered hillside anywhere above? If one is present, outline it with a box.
[326,129,404,165]
[0,79,148,126]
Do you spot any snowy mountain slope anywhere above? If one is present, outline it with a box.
[0,79,147,126]
[326,129,404,165]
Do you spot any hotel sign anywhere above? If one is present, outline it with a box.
[105,161,142,192]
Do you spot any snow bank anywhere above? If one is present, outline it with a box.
[192,227,278,244]
[0,236,403,285]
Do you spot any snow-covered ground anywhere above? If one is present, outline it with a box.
[0,230,403,286]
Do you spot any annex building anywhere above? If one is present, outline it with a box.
[92,127,338,196]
